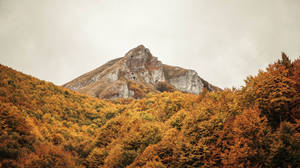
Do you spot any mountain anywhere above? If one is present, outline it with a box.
[1,53,299,168]
[63,45,218,99]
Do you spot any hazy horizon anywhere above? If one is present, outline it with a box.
[1,0,299,89]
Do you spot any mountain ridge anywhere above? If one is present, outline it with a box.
[63,45,218,99]
[0,53,298,168]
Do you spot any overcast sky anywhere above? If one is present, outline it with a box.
[0,0,299,89]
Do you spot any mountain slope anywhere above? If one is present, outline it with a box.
[0,53,299,168]
[63,45,218,99]
[0,64,121,167]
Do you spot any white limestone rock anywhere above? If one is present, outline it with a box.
[63,45,217,99]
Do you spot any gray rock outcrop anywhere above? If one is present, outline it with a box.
[63,45,218,99]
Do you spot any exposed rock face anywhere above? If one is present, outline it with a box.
[63,45,218,99]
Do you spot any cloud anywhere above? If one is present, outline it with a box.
[0,0,299,89]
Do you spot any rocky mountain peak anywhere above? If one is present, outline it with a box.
[124,45,156,72]
[63,45,218,99]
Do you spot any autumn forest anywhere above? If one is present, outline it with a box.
[0,53,299,167]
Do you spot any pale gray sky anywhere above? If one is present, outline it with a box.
[0,0,299,89]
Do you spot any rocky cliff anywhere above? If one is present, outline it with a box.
[63,45,218,99]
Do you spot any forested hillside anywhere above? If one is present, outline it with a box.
[0,53,299,168]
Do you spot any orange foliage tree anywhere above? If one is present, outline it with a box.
[242,53,299,128]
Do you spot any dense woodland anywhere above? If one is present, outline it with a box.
[0,53,299,168]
